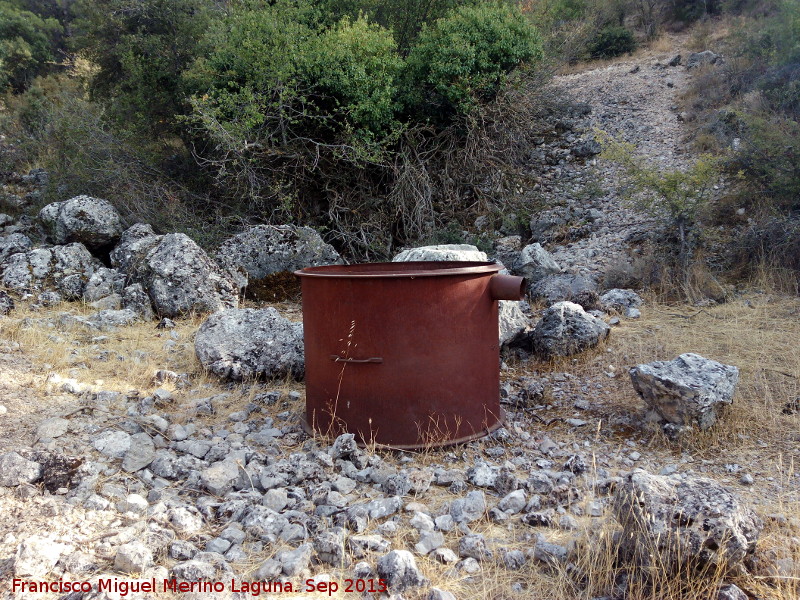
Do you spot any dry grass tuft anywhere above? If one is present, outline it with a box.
[0,302,204,393]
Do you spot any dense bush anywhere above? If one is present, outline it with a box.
[317,0,480,50]
[71,0,217,134]
[183,3,404,216]
[2,0,546,258]
[729,112,800,212]
[587,25,636,58]
[403,2,542,118]
[0,1,62,91]
[298,16,402,135]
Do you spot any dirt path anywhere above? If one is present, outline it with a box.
[542,34,698,280]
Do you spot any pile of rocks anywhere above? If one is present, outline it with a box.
[0,195,341,326]
[0,401,770,600]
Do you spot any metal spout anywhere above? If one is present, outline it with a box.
[489,274,526,301]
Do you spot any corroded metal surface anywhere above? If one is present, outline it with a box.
[295,261,524,449]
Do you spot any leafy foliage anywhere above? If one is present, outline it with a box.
[299,16,403,134]
[0,1,62,91]
[587,25,636,58]
[403,2,543,118]
[71,0,217,134]
[601,134,721,271]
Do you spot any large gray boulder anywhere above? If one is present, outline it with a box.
[613,470,762,570]
[38,195,124,251]
[195,308,304,380]
[0,233,33,263]
[215,225,342,297]
[0,243,101,295]
[498,300,531,347]
[126,233,238,318]
[516,243,561,283]
[530,301,609,357]
[110,223,163,274]
[393,244,487,262]
[529,273,597,305]
[630,353,739,430]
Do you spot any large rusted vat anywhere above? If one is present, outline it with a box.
[294,261,525,449]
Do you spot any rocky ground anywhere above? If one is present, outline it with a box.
[0,37,798,600]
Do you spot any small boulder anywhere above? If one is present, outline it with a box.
[687,50,720,69]
[0,232,33,263]
[377,549,428,592]
[114,541,154,574]
[600,288,643,313]
[0,452,42,486]
[39,195,124,251]
[110,223,162,274]
[498,300,531,348]
[122,432,156,472]
[1,243,101,294]
[393,244,487,262]
[530,301,610,357]
[613,469,762,570]
[529,273,597,305]
[122,283,155,320]
[129,233,238,317]
[200,460,241,496]
[83,267,125,302]
[630,353,739,430]
[195,308,304,380]
[215,224,342,298]
[36,417,69,440]
[450,490,486,523]
[514,243,561,283]
[277,543,313,576]
[572,139,602,158]
[14,536,71,577]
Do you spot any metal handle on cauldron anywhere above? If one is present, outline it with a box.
[330,355,384,364]
[489,274,527,301]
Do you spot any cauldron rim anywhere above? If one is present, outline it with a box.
[295,260,502,279]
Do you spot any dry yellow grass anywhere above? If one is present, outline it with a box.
[614,293,800,452]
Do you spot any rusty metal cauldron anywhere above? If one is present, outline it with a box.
[294,261,526,449]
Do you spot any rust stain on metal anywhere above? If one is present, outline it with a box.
[295,261,525,449]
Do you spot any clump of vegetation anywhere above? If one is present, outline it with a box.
[403,2,543,118]
[0,1,62,92]
[600,133,721,282]
[678,0,800,284]
[587,25,637,58]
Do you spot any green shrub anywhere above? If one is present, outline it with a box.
[0,1,62,91]
[298,16,402,135]
[71,0,217,135]
[182,1,315,143]
[316,0,480,50]
[587,25,636,59]
[601,134,721,275]
[729,112,800,212]
[403,2,543,118]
